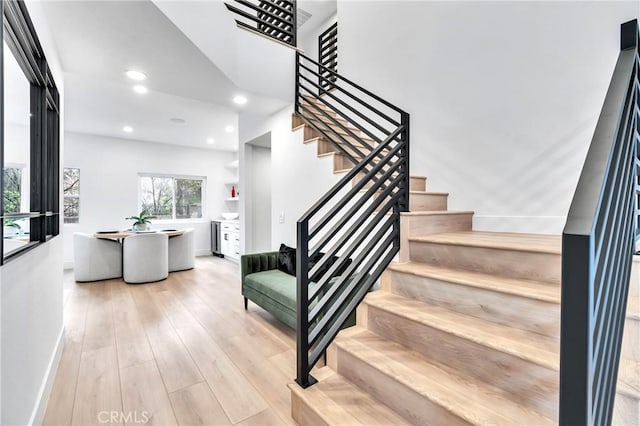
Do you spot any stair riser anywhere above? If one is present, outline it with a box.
[409,241,561,284]
[622,316,639,361]
[317,139,367,158]
[291,392,329,426]
[363,304,558,419]
[410,193,447,211]
[333,344,473,426]
[353,174,426,192]
[613,393,640,426]
[403,213,472,238]
[410,177,426,192]
[374,194,448,214]
[381,270,560,339]
[399,213,473,262]
[333,153,355,172]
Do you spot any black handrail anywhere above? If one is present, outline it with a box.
[560,19,639,425]
[224,0,296,47]
[295,51,409,387]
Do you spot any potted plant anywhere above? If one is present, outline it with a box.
[125,211,156,231]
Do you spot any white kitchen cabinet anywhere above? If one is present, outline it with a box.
[221,221,240,261]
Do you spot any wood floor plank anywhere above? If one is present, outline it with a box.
[44,257,297,425]
[174,324,269,424]
[111,284,154,369]
[42,340,83,426]
[119,360,178,426]
[221,335,296,425]
[82,281,116,351]
[128,284,204,393]
[43,282,91,426]
[168,382,230,426]
[71,346,122,426]
[235,408,286,426]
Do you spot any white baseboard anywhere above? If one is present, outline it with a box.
[29,326,65,426]
[63,261,74,270]
[472,215,566,234]
[196,249,212,257]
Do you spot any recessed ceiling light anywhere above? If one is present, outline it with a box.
[206,138,215,144]
[133,85,148,94]
[126,70,147,81]
[232,95,247,105]
[123,126,133,133]
[225,125,234,133]
[170,118,186,124]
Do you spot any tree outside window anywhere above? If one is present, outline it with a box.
[3,167,22,214]
[63,168,80,223]
[140,175,203,220]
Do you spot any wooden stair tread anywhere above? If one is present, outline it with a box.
[289,367,410,425]
[410,231,562,255]
[364,292,558,369]
[618,358,640,399]
[410,191,449,196]
[335,327,555,425]
[400,210,473,217]
[388,262,560,303]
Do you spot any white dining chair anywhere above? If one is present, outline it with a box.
[123,233,169,284]
[168,228,196,272]
[73,233,123,282]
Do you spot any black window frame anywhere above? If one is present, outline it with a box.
[2,0,60,264]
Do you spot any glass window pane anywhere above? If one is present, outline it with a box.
[64,168,80,197]
[3,40,31,215]
[3,167,22,214]
[140,176,173,219]
[175,179,203,219]
[64,197,79,224]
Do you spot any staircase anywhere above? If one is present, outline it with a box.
[288,93,639,426]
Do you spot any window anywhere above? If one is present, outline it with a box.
[139,175,204,220]
[4,166,23,214]
[63,168,79,223]
[2,0,61,261]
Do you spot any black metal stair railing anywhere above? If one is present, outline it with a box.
[318,22,337,92]
[560,19,639,425]
[224,0,296,47]
[294,52,409,387]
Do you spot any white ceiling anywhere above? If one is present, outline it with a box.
[40,0,295,151]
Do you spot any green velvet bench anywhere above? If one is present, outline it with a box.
[241,251,356,330]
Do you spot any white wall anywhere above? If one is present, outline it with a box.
[63,132,237,266]
[337,1,638,234]
[240,107,343,249]
[249,145,272,252]
[1,1,66,424]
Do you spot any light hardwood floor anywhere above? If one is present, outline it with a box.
[43,256,299,426]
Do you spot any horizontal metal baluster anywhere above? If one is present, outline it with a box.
[308,213,398,332]
[308,187,402,304]
[298,71,396,140]
[299,62,398,132]
[308,143,404,239]
[298,53,407,117]
[235,0,293,24]
[308,166,403,271]
[297,96,369,162]
[309,233,398,364]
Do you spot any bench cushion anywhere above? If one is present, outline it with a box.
[244,269,322,309]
